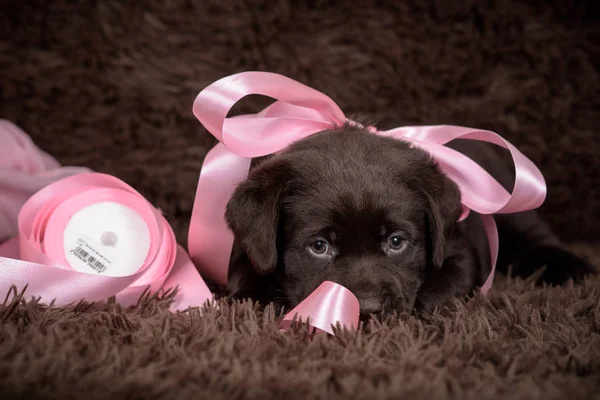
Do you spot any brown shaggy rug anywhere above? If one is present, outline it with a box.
[0,0,599,399]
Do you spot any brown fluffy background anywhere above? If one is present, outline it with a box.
[0,0,599,399]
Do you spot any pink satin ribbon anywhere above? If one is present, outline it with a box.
[0,121,211,311]
[189,71,547,333]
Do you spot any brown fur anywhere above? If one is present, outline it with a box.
[1,0,599,398]
[225,127,595,318]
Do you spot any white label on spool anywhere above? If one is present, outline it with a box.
[63,202,152,276]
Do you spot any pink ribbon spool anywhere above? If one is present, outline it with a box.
[0,172,212,311]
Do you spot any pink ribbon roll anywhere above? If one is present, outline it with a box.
[0,121,211,310]
[0,171,212,310]
[188,71,547,333]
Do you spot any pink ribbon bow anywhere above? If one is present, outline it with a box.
[188,71,547,333]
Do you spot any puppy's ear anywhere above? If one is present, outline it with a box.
[225,158,291,275]
[422,172,462,270]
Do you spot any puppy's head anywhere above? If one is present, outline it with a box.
[225,126,462,318]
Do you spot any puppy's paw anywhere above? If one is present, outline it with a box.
[513,245,597,285]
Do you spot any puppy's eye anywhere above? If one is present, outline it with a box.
[387,235,407,252]
[308,239,329,256]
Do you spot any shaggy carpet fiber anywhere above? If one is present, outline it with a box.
[0,0,599,399]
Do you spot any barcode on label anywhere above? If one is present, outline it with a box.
[71,245,108,274]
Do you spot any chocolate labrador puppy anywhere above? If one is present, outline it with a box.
[224,124,595,318]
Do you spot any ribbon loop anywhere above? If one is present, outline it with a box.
[193,72,346,156]
[223,116,335,157]
[383,126,547,214]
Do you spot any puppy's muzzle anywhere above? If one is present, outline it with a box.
[358,296,383,316]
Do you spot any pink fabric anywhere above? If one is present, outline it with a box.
[0,119,91,243]
[0,122,211,311]
[188,71,547,331]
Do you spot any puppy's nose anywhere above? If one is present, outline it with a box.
[358,297,383,316]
